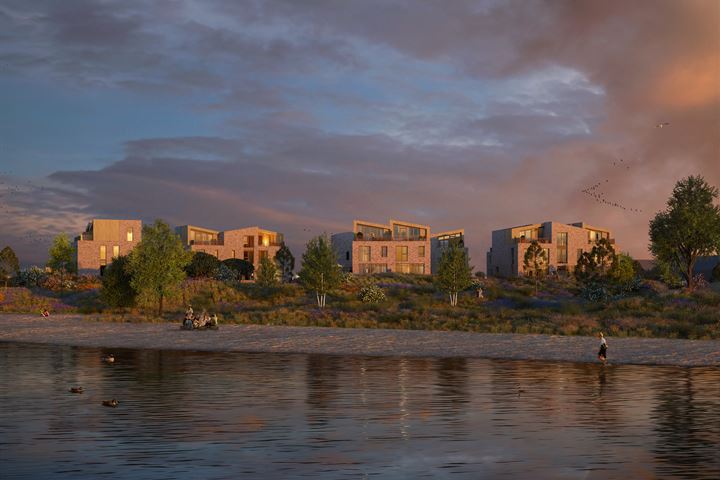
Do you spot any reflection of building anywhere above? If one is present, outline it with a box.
[332,219,431,274]
[75,219,142,274]
[486,221,618,277]
[175,225,283,271]
[431,229,468,274]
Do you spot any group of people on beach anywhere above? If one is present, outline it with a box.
[183,305,218,329]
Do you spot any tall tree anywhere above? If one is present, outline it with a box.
[47,234,77,274]
[0,246,20,288]
[101,255,136,308]
[523,241,548,295]
[128,219,192,316]
[435,242,473,306]
[222,258,254,280]
[299,234,342,308]
[275,243,295,282]
[186,251,220,278]
[650,175,720,289]
[590,238,616,275]
[256,254,280,288]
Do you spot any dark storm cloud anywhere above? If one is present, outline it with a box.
[1,0,717,267]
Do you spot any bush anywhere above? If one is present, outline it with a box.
[222,258,254,280]
[101,255,136,308]
[17,266,46,287]
[359,284,386,303]
[215,263,240,283]
[186,252,220,278]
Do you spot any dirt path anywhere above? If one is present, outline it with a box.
[0,314,718,366]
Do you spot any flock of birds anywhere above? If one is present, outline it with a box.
[68,354,119,407]
[579,122,671,214]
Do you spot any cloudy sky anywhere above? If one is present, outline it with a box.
[1,0,718,268]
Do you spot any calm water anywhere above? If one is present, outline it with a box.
[0,343,718,479]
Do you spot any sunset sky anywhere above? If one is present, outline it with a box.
[1,0,718,268]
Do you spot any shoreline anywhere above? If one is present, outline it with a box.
[0,314,718,366]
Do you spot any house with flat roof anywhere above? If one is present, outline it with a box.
[332,219,431,274]
[175,224,284,273]
[431,229,469,273]
[75,219,142,274]
[486,221,618,277]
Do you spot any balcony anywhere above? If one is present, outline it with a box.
[355,233,392,241]
[515,237,551,244]
[78,233,93,241]
[588,238,616,245]
[190,239,222,246]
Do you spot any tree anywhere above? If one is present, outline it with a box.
[610,253,637,285]
[275,243,295,282]
[128,219,192,316]
[47,234,77,274]
[101,255,136,308]
[299,234,342,308]
[0,246,20,288]
[650,175,720,289]
[222,258,254,280]
[523,241,548,295]
[256,254,280,288]
[186,252,220,278]
[435,242,473,306]
[591,238,616,275]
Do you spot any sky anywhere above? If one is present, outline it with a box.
[0,0,719,269]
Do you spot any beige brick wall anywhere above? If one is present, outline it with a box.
[352,240,431,274]
[190,226,281,272]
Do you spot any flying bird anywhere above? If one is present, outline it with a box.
[656,122,670,128]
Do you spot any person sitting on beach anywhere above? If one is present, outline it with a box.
[194,309,208,329]
[208,313,218,327]
[183,305,194,329]
[41,309,50,317]
[598,332,608,364]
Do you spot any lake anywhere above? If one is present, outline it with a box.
[0,342,718,479]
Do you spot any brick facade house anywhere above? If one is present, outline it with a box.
[332,219,432,274]
[486,221,618,277]
[75,219,142,274]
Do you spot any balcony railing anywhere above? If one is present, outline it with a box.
[588,238,616,245]
[354,233,426,241]
[191,239,222,246]
[78,233,93,241]
[515,237,551,244]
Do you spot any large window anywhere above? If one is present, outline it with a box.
[356,224,391,240]
[358,263,388,274]
[244,251,254,264]
[396,245,408,262]
[557,232,568,264]
[381,246,388,257]
[191,230,217,245]
[418,245,425,257]
[588,230,609,242]
[112,245,119,258]
[99,245,107,266]
[127,228,133,242]
[437,233,463,248]
[395,263,425,274]
[360,246,371,262]
[244,236,254,247]
[393,224,427,241]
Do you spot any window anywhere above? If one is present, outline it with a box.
[232,250,236,259]
[557,232,568,264]
[259,250,268,260]
[99,245,107,266]
[215,250,219,258]
[346,251,350,261]
[112,245,119,258]
[511,247,515,267]
[359,263,388,274]
[127,228,133,242]
[394,263,425,274]
[360,246,371,262]
[577,248,583,261]
[244,236,254,248]
[381,246,388,257]
[244,251,254,264]
[396,245,408,262]
[418,245,425,257]
[393,224,427,241]
[356,224,391,240]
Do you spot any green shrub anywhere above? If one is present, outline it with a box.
[359,284,386,303]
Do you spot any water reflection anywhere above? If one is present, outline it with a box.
[0,343,718,479]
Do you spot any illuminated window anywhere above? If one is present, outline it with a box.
[127,228,133,242]
[418,246,425,257]
[360,246,371,262]
[396,246,408,262]
[112,245,119,258]
[99,245,107,266]
[232,250,236,258]
[259,250,268,260]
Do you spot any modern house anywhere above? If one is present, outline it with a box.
[486,221,618,277]
[332,219,431,274]
[431,229,468,273]
[75,219,142,274]
[175,224,284,272]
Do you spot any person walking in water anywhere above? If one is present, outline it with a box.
[598,332,608,364]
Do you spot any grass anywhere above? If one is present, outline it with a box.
[2,273,720,339]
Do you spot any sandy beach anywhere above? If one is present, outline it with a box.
[0,314,718,366]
